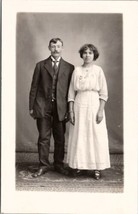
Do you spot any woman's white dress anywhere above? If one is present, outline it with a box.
[66,65,110,170]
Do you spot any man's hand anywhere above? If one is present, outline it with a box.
[64,112,69,123]
[29,109,34,118]
[96,110,103,124]
[69,111,75,125]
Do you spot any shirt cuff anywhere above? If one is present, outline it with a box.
[99,94,108,102]
[68,98,75,102]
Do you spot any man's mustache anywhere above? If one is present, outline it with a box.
[53,51,59,53]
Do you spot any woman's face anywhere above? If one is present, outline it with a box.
[82,48,94,64]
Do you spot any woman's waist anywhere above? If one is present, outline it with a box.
[76,90,98,96]
[75,91,99,106]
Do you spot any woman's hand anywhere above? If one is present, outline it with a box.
[96,110,103,124]
[69,111,75,125]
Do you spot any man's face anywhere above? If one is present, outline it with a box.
[49,40,63,59]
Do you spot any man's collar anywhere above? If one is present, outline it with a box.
[51,56,61,62]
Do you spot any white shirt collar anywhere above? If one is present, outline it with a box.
[51,56,61,62]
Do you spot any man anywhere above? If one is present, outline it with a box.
[29,38,74,177]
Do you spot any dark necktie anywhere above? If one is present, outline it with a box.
[52,60,59,101]
[53,60,58,73]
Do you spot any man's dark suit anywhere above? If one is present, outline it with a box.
[29,56,74,168]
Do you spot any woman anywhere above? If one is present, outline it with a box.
[67,44,110,180]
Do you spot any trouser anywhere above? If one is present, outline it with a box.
[36,101,66,167]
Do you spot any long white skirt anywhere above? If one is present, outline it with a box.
[66,90,110,170]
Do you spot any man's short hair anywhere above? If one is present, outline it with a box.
[49,38,63,46]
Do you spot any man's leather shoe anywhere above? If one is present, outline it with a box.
[32,166,48,178]
[68,168,82,177]
[54,165,69,176]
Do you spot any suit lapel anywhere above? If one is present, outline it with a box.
[44,57,67,78]
[58,58,67,79]
[44,57,54,77]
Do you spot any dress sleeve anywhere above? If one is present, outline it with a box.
[98,68,108,102]
[68,70,76,102]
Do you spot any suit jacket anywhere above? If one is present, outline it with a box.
[29,56,74,121]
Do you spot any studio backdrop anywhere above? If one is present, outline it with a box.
[16,13,123,155]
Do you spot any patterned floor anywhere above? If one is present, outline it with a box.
[16,154,123,193]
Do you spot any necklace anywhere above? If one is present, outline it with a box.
[82,66,92,73]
